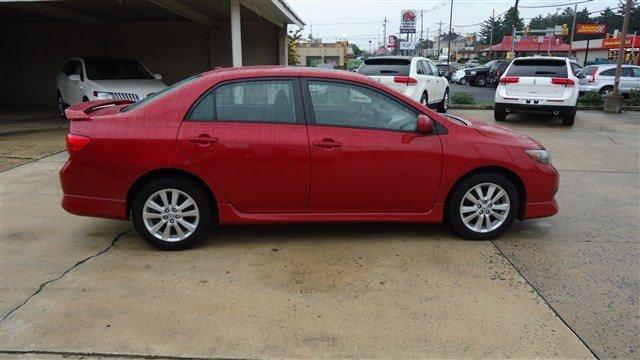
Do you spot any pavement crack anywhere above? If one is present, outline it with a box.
[490,240,600,360]
[0,349,245,360]
[587,129,636,149]
[0,229,132,323]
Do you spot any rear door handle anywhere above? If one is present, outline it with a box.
[188,135,218,145]
[313,139,341,149]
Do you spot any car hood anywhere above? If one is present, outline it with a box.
[89,79,167,94]
[447,115,544,149]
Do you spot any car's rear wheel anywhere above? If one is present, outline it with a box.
[599,86,613,97]
[494,105,507,121]
[459,78,467,85]
[448,173,519,240]
[57,92,67,119]
[436,89,449,113]
[132,178,211,250]
[475,75,487,87]
[420,92,429,107]
[562,108,576,126]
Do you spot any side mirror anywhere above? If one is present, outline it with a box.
[577,73,586,79]
[153,74,163,80]
[417,114,434,134]
[68,74,81,81]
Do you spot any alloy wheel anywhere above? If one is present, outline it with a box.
[443,92,449,110]
[142,188,200,242]
[459,182,510,233]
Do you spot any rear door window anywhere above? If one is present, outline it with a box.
[188,80,296,123]
[506,59,568,78]
[357,58,411,76]
[600,68,633,77]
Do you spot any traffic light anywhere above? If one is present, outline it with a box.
[562,24,569,36]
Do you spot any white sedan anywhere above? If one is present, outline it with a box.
[357,56,450,113]
[55,57,167,118]
[451,69,467,84]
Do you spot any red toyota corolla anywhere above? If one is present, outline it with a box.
[60,66,558,250]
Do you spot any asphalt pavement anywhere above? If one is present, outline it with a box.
[449,82,497,104]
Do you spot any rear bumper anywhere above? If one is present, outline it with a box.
[62,194,127,220]
[495,103,576,114]
[523,199,559,219]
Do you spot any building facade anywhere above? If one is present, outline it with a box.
[294,40,349,67]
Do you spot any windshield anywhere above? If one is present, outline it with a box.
[121,75,201,112]
[358,58,411,76]
[85,58,154,80]
[483,60,498,68]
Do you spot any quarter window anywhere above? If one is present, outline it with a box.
[188,80,296,123]
[307,81,418,131]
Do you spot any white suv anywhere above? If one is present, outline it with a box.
[55,57,167,118]
[357,56,449,113]
[495,57,579,126]
[578,64,640,96]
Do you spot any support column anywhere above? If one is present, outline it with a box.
[230,0,242,67]
[279,25,288,65]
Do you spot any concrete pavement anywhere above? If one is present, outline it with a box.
[1,109,638,359]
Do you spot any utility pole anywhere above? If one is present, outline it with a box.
[447,0,454,65]
[605,0,632,113]
[510,25,516,59]
[437,21,444,57]
[489,9,495,59]
[568,3,577,57]
[420,10,424,56]
[383,18,387,48]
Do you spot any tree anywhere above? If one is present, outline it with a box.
[599,7,622,34]
[618,0,639,34]
[287,28,303,66]
[479,15,504,45]
[503,6,524,33]
[350,44,364,58]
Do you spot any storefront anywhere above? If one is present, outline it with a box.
[572,35,640,66]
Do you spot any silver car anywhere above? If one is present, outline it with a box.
[578,64,640,96]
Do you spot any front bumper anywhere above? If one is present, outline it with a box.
[523,199,559,219]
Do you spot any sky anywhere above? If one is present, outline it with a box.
[286,0,622,49]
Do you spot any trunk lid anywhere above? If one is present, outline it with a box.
[504,77,567,98]
[65,99,135,121]
[504,58,570,99]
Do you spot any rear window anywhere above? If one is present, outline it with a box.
[506,59,568,78]
[358,58,411,76]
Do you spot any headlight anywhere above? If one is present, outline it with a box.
[470,71,477,75]
[93,91,114,100]
[525,149,552,165]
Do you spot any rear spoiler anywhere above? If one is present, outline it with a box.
[65,99,135,121]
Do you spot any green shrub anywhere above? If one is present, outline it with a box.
[578,92,604,107]
[452,92,475,104]
[625,89,640,106]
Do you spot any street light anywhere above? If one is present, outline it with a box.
[369,40,372,55]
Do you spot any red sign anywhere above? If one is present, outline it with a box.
[388,35,397,49]
[575,23,607,35]
[602,35,640,49]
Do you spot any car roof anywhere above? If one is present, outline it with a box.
[513,56,569,61]
[365,56,415,60]
[201,66,382,86]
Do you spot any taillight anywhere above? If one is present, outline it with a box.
[499,76,520,84]
[393,76,418,85]
[589,67,597,82]
[551,78,575,87]
[66,133,92,154]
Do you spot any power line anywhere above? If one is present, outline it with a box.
[519,0,594,9]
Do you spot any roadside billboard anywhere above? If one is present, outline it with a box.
[575,23,607,35]
[400,41,417,50]
[388,35,397,49]
[400,10,417,34]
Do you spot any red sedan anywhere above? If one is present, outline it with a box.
[61,66,558,250]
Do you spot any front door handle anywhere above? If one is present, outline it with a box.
[313,138,342,149]
[188,135,219,145]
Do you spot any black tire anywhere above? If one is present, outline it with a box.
[57,91,67,119]
[562,108,576,126]
[447,173,520,240]
[494,105,507,122]
[436,89,449,113]
[459,78,467,85]
[131,177,212,250]
[82,96,89,102]
[420,92,429,107]
[599,86,613,96]
[475,75,487,87]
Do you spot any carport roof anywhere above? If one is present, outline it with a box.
[0,0,304,28]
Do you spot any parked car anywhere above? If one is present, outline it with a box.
[436,63,462,81]
[357,56,449,112]
[466,60,508,87]
[585,58,615,66]
[494,57,579,126]
[61,66,558,250]
[578,64,640,96]
[487,60,511,87]
[451,68,468,84]
[56,57,166,118]
[465,59,480,68]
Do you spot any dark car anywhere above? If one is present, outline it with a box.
[436,63,461,81]
[465,60,508,87]
[487,60,511,86]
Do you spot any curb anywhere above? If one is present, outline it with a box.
[450,104,639,111]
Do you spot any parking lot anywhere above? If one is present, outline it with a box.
[1,108,638,359]
[450,83,497,104]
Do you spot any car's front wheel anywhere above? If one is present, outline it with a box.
[475,75,487,87]
[459,77,467,85]
[436,89,449,113]
[448,173,519,240]
[132,178,212,250]
[57,92,67,119]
